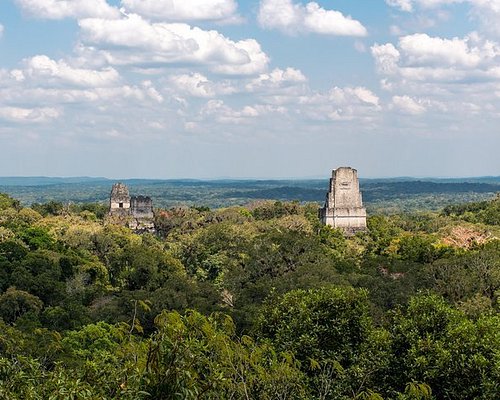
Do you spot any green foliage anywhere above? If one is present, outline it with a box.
[145,310,307,399]
[0,193,498,398]
[257,286,391,398]
[443,195,500,225]
[0,193,20,211]
[390,294,500,399]
[252,200,300,220]
[70,202,109,219]
[258,286,372,363]
[31,201,65,217]
[427,240,500,303]
[0,287,43,324]
[19,226,55,250]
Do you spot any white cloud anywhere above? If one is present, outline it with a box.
[258,0,367,36]
[470,0,500,36]
[371,43,401,74]
[295,86,381,121]
[200,100,286,124]
[351,87,381,106]
[398,33,496,68]
[386,0,500,36]
[391,95,427,114]
[0,24,4,39]
[180,81,380,133]
[22,55,120,87]
[0,57,163,109]
[246,67,307,92]
[386,0,464,12]
[372,33,500,83]
[372,32,500,120]
[0,106,61,123]
[14,0,120,19]
[0,85,164,106]
[121,0,240,22]
[169,73,236,97]
[78,14,269,75]
[141,80,164,103]
[386,0,415,11]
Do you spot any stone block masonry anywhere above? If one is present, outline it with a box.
[319,167,367,234]
[109,182,131,215]
[109,183,155,233]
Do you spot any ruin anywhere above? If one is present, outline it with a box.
[109,183,155,233]
[319,167,367,234]
[109,182,131,216]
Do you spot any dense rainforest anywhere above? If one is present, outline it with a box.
[0,192,499,399]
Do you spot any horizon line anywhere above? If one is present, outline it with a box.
[0,175,500,181]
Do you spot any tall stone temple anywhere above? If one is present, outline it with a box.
[109,183,155,233]
[319,167,367,234]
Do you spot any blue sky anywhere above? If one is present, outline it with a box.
[0,0,499,178]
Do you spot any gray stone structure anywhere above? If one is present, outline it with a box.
[319,167,367,234]
[109,182,131,216]
[109,183,155,233]
[130,196,154,219]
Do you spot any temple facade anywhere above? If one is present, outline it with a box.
[109,183,154,233]
[319,167,367,234]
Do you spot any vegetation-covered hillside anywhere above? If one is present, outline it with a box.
[1,176,499,212]
[0,193,499,399]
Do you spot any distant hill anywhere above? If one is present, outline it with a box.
[0,177,109,186]
[0,176,498,212]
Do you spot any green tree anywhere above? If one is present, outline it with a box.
[144,310,308,399]
[0,287,43,324]
[389,294,500,399]
[257,286,390,399]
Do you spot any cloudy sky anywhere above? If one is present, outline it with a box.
[0,0,499,178]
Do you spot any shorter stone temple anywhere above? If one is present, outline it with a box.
[319,167,367,234]
[109,183,155,233]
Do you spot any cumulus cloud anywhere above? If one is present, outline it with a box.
[391,95,427,114]
[78,14,269,75]
[386,0,466,12]
[200,100,282,124]
[246,67,307,92]
[398,33,497,68]
[180,80,381,134]
[289,86,381,121]
[258,0,367,36]
[14,0,120,19]
[372,31,500,119]
[300,86,380,107]
[0,106,61,123]
[386,0,415,11]
[121,0,241,23]
[169,73,236,97]
[386,0,500,36]
[372,33,500,83]
[8,86,162,106]
[470,0,500,36]
[371,43,401,74]
[388,0,500,13]
[0,56,163,110]
[283,84,378,111]
[22,55,121,87]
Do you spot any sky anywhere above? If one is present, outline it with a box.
[0,0,499,179]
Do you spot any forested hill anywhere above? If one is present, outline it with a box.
[0,191,499,399]
[0,176,499,212]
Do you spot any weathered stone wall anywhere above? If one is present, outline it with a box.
[108,184,155,233]
[320,167,367,234]
[109,183,131,215]
[130,195,154,219]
